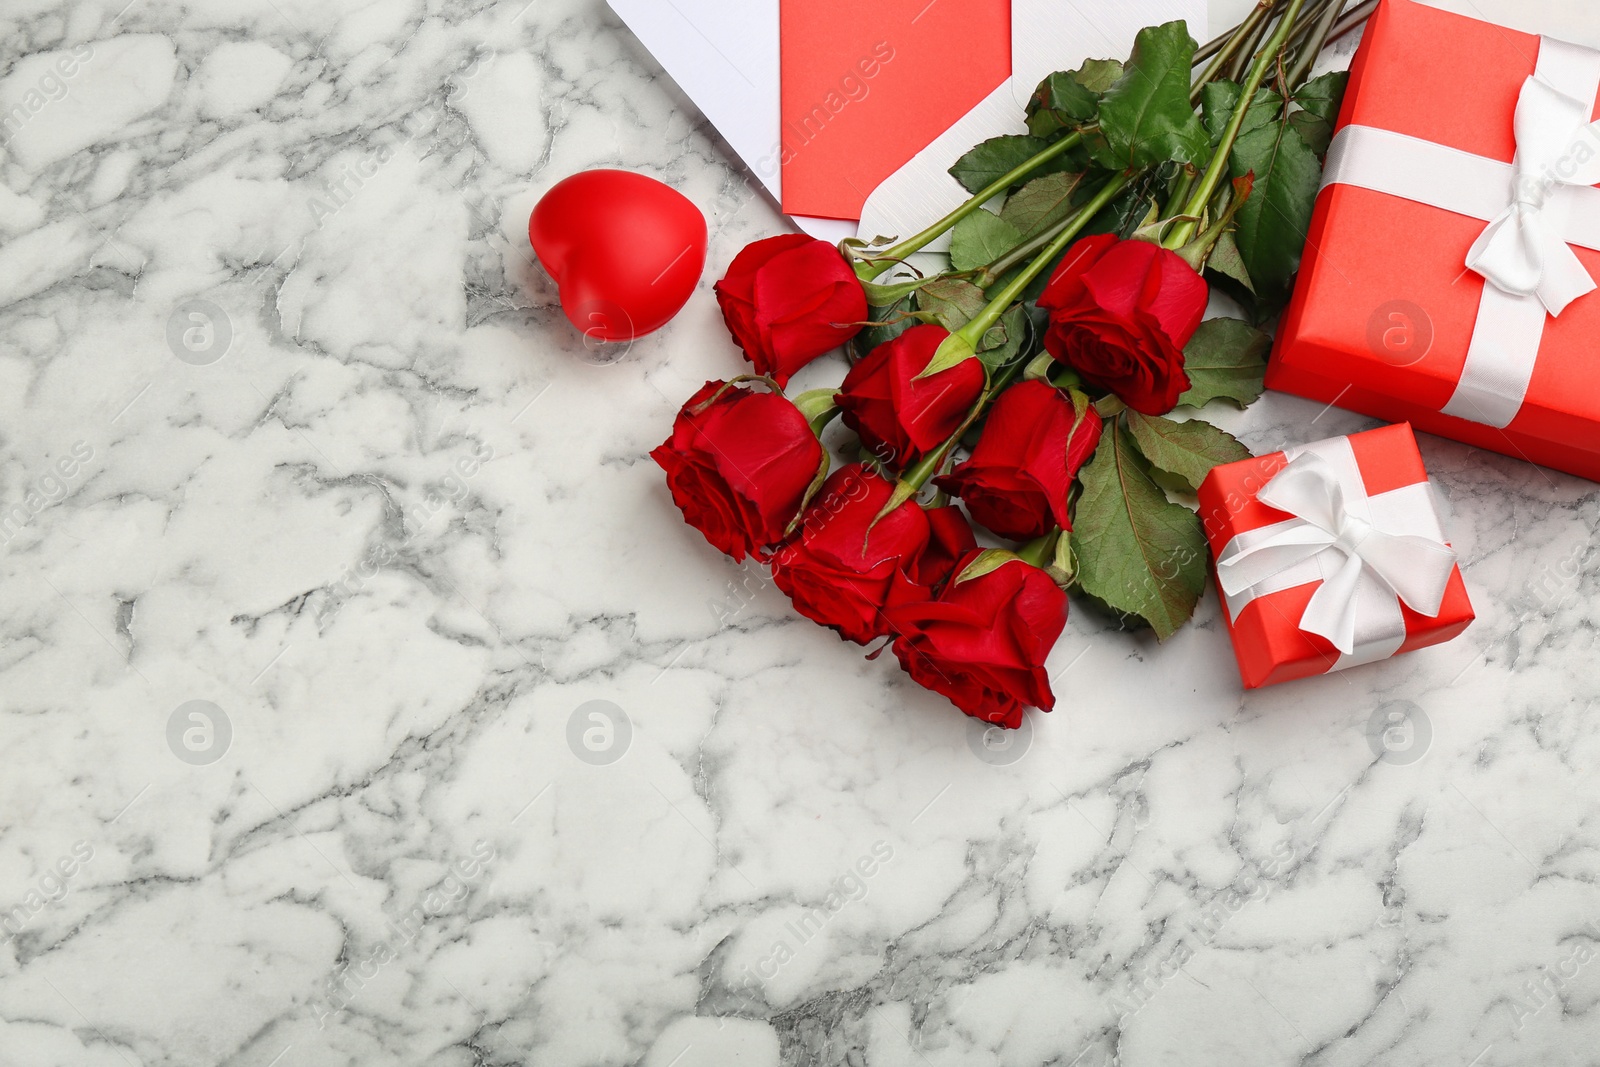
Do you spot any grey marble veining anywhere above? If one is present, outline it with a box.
[1,1,1598,1065]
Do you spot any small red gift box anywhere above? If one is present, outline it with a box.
[1267,0,1600,481]
[1197,423,1474,689]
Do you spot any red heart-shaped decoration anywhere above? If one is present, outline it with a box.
[529,170,707,342]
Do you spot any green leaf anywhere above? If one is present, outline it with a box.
[1084,181,1161,240]
[1287,72,1347,161]
[1070,420,1208,640]
[999,172,1087,240]
[1229,115,1322,310]
[1015,179,1157,304]
[1074,58,1126,95]
[1177,317,1270,409]
[1093,21,1210,171]
[1124,411,1251,492]
[858,273,942,306]
[949,209,1025,272]
[1287,111,1334,158]
[948,134,1072,196]
[975,304,1029,368]
[1204,230,1256,295]
[1293,70,1348,124]
[915,277,988,332]
[1200,82,1281,145]
[1025,60,1120,137]
[1027,71,1099,137]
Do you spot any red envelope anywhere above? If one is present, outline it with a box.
[779,0,1011,221]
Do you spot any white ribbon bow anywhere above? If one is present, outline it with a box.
[1466,75,1600,315]
[1214,452,1459,656]
[1321,34,1600,429]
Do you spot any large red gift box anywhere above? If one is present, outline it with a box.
[1266,0,1600,481]
[1197,424,1474,689]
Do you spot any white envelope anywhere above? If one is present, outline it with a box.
[608,0,1205,246]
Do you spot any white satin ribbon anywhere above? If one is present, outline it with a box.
[1468,72,1600,313]
[1321,35,1600,429]
[1215,437,1458,666]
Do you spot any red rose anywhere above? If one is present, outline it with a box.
[934,380,1103,541]
[714,234,868,386]
[1038,234,1208,416]
[770,464,977,644]
[651,380,825,562]
[917,505,980,591]
[835,325,986,469]
[884,552,1066,728]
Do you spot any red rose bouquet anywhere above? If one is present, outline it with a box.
[656,0,1369,727]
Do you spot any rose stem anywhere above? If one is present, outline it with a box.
[949,174,1136,360]
[1285,0,1348,88]
[854,132,1087,283]
[1191,0,1277,104]
[1165,0,1312,249]
[1223,7,1276,83]
[856,0,1288,287]
[1324,0,1376,43]
[976,183,1097,288]
[1014,530,1059,569]
[873,352,1031,519]
[872,173,1135,522]
[1284,0,1374,61]
[982,7,1274,287]
[1194,0,1281,61]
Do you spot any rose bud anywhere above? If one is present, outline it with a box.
[934,379,1103,541]
[714,234,869,386]
[835,324,986,470]
[770,464,977,645]
[1038,233,1208,416]
[651,380,826,562]
[884,551,1067,729]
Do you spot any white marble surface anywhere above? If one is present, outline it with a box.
[2,1,1599,1065]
